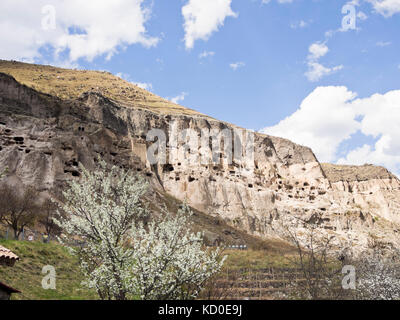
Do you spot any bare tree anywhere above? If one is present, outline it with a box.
[38,198,63,238]
[198,268,243,300]
[283,223,348,300]
[0,185,40,239]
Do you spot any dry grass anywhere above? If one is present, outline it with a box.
[153,190,296,253]
[321,163,397,183]
[0,60,207,117]
[224,249,295,271]
[198,250,303,300]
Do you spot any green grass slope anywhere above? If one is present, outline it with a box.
[0,239,298,300]
[0,240,97,300]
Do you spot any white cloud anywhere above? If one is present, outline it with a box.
[357,10,369,20]
[261,86,359,162]
[305,63,344,82]
[337,145,373,166]
[199,51,215,59]
[133,82,153,91]
[337,140,400,176]
[182,0,238,50]
[116,72,153,92]
[367,0,400,17]
[376,41,392,47]
[262,0,294,4]
[305,42,343,82]
[348,0,361,5]
[352,90,400,155]
[261,87,400,175]
[229,61,245,70]
[308,43,329,60]
[324,1,367,35]
[168,92,188,104]
[290,20,309,29]
[0,0,158,63]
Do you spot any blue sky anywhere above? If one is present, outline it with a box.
[0,0,399,173]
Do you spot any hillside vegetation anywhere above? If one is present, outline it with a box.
[0,60,205,117]
[0,240,298,300]
[321,163,397,183]
[0,240,98,300]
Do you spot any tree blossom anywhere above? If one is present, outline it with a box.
[130,205,226,300]
[55,160,225,300]
[356,254,400,300]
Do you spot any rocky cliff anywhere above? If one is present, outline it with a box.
[1,60,400,255]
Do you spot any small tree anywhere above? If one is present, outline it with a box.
[0,185,40,239]
[38,198,63,238]
[130,205,226,300]
[56,160,225,300]
[283,223,348,300]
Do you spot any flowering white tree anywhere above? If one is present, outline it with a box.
[56,160,225,300]
[356,253,400,300]
[55,160,148,300]
[130,204,226,300]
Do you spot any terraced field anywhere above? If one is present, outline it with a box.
[202,267,305,300]
[0,240,301,300]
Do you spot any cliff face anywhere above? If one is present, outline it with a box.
[1,61,400,255]
[322,164,400,225]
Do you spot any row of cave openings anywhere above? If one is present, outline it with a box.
[161,163,258,187]
[0,134,32,154]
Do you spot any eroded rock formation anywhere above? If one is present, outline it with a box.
[1,62,400,255]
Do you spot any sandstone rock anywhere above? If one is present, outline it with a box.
[1,62,400,255]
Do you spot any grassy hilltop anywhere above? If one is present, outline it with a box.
[0,60,205,117]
